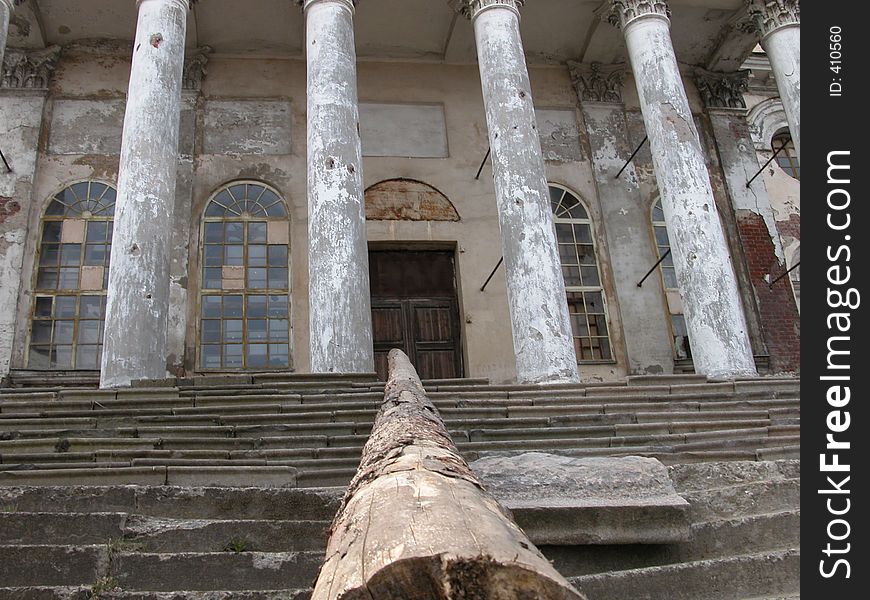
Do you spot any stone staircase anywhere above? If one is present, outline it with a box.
[0,373,800,598]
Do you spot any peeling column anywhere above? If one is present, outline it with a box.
[100,0,190,388]
[460,0,579,384]
[569,62,675,375]
[0,0,23,69]
[300,0,374,374]
[697,68,800,372]
[746,0,800,160]
[609,0,756,378]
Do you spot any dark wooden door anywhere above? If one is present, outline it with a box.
[370,251,463,381]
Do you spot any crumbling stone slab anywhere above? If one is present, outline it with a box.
[472,452,690,545]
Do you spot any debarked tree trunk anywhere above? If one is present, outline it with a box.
[311,348,585,600]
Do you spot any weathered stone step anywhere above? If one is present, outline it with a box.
[668,459,799,493]
[0,466,300,487]
[0,589,312,600]
[680,478,800,522]
[541,510,800,578]
[0,545,108,587]
[569,549,800,600]
[110,550,323,591]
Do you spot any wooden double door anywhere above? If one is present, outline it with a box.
[369,250,463,381]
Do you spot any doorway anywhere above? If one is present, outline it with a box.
[369,250,463,381]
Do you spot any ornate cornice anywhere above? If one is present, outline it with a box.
[744,0,799,38]
[606,0,671,29]
[568,61,626,104]
[454,0,525,21]
[693,68,750,109]
[1,45,61,90]
[183,45,211,91]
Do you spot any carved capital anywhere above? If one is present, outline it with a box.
[693,68,750,109]
[454,0,525,21]
[606,0,671,29]
[744,0,799,38]
[183,45,211,92]
[568,61,626,104]
[1,45,61,90]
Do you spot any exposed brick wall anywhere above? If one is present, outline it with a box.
[776,212,801,245]
[736,212,800,372]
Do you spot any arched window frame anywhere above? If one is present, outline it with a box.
[771,129,799,180]
[197,181,292,371]
[28,180,117,370]
[549,183,613,362]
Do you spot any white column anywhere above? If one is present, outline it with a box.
[0,0,22,69]
[301,0,374,374]
[100,0,190,388]
[461,0,579,384]
[747,0,800,160]
[609,0,757,378]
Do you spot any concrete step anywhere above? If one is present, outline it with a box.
[570,549,799,600]
[0,485,343,520]
[108,551,323,591]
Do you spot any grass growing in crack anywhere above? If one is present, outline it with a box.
[90,576,119,598]
[107,537,144,554]
[223,537,252,553]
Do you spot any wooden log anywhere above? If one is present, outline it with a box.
[311,349,585,600]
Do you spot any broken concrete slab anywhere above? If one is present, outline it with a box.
[472,452,690,545]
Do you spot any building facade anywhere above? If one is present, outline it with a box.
[0,0,800,387]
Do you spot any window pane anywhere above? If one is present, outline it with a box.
[268,246,287,267]
[61,244,81,266]
[201,344,221,368]
[86,222,107,242]
[248,319,267,341]
[54,320,75,344]
[225,222,244,243]
[37,268,58,289]
[224,344,243,368]
[76,345,100,369]
[248,245,267,266]
[35,297,53,317]
[268,344,289,367]
[29,346,51,368]
[268,295,288,318]
[247,344,268,368]
[224,319,243,342]
[577,244,596,265]
[248,267,267,289]
[204,222,223,243]
[204,245,223,267]
[203,267,222,289]
[580,266,600,287]
[51,346,73,369]
[559,245,578,266]
[59,268,79,289]
[55,296,77,317]
[268,268,288,289]
[32,321,52,343]
[247,295,267,318]
[223,295,243,318]
[46,201,66,216]
[269,319,289,342]
[40,244,60,266]
[555,223,574,244]
[248,222,267,243]
[84,244,108,266]
[202,295,222,318]
[79,296,104,318]
[655,226,670,246]
[42,222,62,243]
[663,268,678,289]
[224,245,244,266]
[562,266,581,287]
[201,319,221,343]
[574,224,592,244]
[77,320,101,344]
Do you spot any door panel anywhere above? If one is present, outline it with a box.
[369,251,463,381]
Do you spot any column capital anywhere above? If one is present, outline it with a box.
[183,45,211,92]
[693,68,750,109]
[568,61,626,104]
[454,0,526,21]
[743,0,799,39]
[295,0,357,13]
[606,0,671,30]
[137,0,194,9]
[1,45,61,90]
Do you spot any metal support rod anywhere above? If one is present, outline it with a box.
[637,248,671,287]
[480,256,504,292]
[768,261,800,288]
[614,135,647,179]
[474,147,491,180]
[746,137,790,188]
[0,147,11,173]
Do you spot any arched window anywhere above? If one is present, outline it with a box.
[651,199,690,360]
[550,185,612,361]
[29,181,116,369]
[772,130,799,180]
[199,182,291,370]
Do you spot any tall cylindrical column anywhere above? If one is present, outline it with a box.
[748,0,800,160]
[462,0,579,384]
[610,0,756,378]
[100,0,189,388]
[302,0,374,374]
